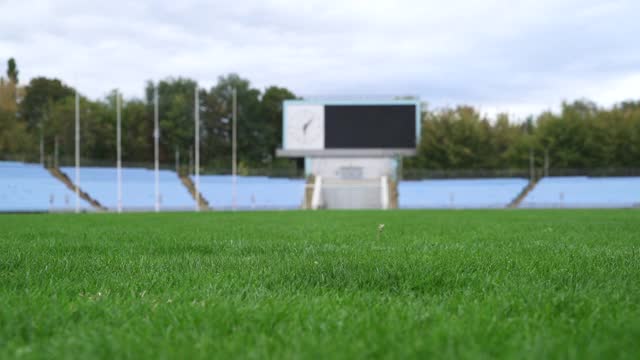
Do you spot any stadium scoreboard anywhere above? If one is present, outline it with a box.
[277,100,420,157]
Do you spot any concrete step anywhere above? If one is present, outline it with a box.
[508,178,539,208]
[179,175,211,210]
[48,167,107,211]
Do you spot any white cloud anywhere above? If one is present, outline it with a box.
[0,0,638,118]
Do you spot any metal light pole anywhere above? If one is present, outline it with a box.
[54,135,59,169]
[75,90,80,213]
[231,88,237,210]
[154,85,160,212]
[529,147,535,182]
[188,146,193,176]
[117,91,122,213]
[175,147,180,173]
[40,112,46,167]
[544,148,549,178]
[194,87,200,211]
[40,130,44,167]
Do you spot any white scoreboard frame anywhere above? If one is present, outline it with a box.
[278,99,421,158]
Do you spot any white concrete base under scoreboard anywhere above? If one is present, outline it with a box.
[306,157,397,180]
[302,157,396,209]
[321,179,382,209]
[307,176,391,210]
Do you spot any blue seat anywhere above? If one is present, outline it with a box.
[60,166,194,211]
[521,177,640,208]
[399,178,529,208]
[195,175,305,210]
[0,161,91,212]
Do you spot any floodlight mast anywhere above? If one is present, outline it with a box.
[116,91,122,213]
[54,136,59,168]
[175,148,179,172]
[40,130,44,166]
[194,87,200,211]
[154,85,160,212]
[232,88,237,211]
[75,90,80,213]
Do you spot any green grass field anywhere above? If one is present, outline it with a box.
[1,210,639,359]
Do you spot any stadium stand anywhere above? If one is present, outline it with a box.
[520,176,640,208]
[195,175,305,210]
[60,166,194,211]
[398,178,529,208]
[0,161,91,212]
[4,161,639,211]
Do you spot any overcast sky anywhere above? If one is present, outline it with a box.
[1,0,638,118]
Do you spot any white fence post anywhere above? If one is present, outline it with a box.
[311,176,322,210]
[380,175,389,210]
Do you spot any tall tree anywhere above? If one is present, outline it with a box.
[201,74,263,169]
[260,86,296,162]
[20,77,74,131]
[145,78,197,166]
[0,77,32,156]
[121,98,152,163]
[6,58,18,84]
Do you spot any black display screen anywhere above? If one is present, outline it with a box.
[324,105,416,148]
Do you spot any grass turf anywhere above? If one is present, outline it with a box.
[0,210,639,359]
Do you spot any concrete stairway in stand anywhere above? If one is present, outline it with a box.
[508,178,539,208]
[179,175,211,210]
[48,167,107,211]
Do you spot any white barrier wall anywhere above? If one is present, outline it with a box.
[320,179,382,209]
[306,157,396,180]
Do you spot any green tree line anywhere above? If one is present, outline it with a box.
[1,59,639,173]
[0,60,296,172]
[405,101,640,172]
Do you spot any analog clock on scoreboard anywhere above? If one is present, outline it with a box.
[285,105,324,150]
